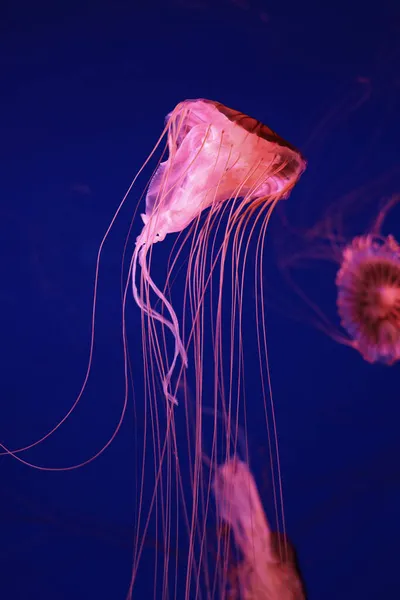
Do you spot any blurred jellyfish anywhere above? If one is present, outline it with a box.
[213,458,305,599]
[278,192,400,365]
[337,230,400,364]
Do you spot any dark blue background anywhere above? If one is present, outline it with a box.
[1,1,399,598]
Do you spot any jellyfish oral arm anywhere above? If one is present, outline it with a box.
[131,241,187,405]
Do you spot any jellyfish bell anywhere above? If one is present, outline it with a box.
[137,99,305,247]
[132,98,306,403]
[135,98,306,318]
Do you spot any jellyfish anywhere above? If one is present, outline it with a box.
[131,99,306,404]
[0,99,306,599]
[213,458,306,599]
[336,231,400,364]
[0,98,304,447]
[121,100,306,598]
[277,192,400,364]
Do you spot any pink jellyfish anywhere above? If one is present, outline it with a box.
[213,458,305,599]
[337,230,400,364]
[123,99,305,597]
[131,98,306,404]
[278,192,400,364]
[0,99,306,599]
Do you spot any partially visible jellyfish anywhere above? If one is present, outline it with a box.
[213,458,305,599]
[336,231,400,364]
[277,193,400,364]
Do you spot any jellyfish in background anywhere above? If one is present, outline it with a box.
[323,194,400,364]
[337,230,400,364]
[213,458,305,599]
[278,193,400,365]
